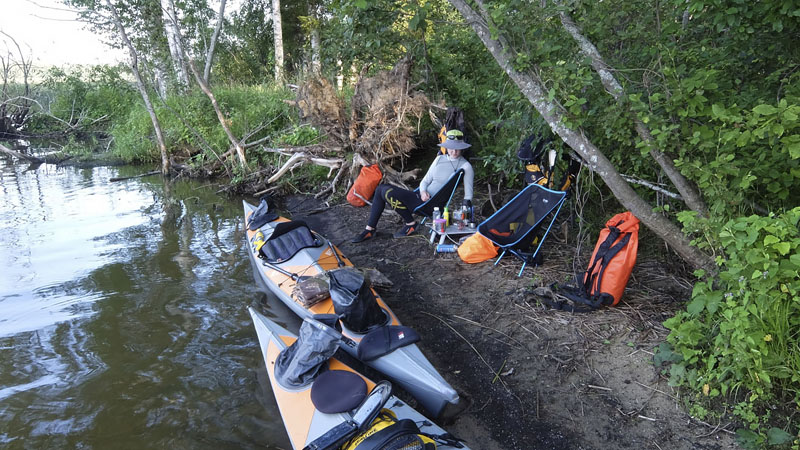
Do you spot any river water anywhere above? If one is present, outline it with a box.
[0,160,293,449]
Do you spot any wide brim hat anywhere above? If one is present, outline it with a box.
[439,129,472,150]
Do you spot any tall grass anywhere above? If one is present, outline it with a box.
[112,84,308,164]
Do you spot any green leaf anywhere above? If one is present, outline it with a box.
[764,235,780,245]
[687,297,706,315]
[753,104,777,115]
[774,242,791,255]
[787,141,800,159]
[767,427,793,445]
[353,0,368,8]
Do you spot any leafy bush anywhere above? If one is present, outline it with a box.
[664,208,800,444]
[29,65,137,134]
[111,83,304,163]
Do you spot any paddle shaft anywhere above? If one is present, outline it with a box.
[260,260,303,281]
[327,241,346,267]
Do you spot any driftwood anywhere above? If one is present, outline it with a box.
[110,170,161,182]
[0,142,43,163]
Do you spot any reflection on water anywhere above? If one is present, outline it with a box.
[0,160,291,449]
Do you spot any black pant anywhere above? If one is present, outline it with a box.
[367,184,422,228]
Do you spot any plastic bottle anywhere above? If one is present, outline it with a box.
[432,207,441,222]
[436,244,457,253]
[443,207,450,227]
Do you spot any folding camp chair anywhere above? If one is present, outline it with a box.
[413,169,465,223]
[477,184,567,276]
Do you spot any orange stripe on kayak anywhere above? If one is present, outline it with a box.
[266,338,376,448]
[266,337,316,448]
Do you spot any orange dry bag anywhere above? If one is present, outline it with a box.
[457,232,499,264]
[347,165,383,207]
[548,212,639,311]
[583,211,639,306]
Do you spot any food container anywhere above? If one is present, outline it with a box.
[433,218,446,233]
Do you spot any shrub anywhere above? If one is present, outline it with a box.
[664,208,800,444]
[111,83,305,164]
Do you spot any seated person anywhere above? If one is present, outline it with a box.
[352,129,475,243]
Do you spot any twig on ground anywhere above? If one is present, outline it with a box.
[586,384,612,392]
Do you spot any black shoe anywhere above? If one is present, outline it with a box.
[351,229,375,243]
[393,222,418,238]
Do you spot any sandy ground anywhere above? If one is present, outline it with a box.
[280,193,739,450]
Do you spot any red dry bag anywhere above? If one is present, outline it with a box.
[347,165,383,207]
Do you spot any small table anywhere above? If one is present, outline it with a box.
[427,222,477,245]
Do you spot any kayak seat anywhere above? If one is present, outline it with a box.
[259,220,322,263]
[310,370,367,414]
[357,325,420,362]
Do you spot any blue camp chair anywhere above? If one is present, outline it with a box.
[413,169,465,223]
[477,184,567,276]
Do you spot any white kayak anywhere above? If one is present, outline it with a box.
[243,200,459,417]
[248,307,469,450]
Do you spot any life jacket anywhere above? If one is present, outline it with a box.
[344,410,437,450]
[347,164,383,207]
[547,212,639,312]
[517,134,580,192]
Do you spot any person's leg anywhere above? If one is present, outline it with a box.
[353,184,392,243]
[379,187,422,237]
[379,185,421,224]
[365,184,392,229]
[353,184,421,243]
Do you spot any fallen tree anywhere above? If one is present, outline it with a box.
[265,56,435,197]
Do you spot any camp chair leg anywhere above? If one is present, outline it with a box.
[518,261,527,277]
[494,249,507,266]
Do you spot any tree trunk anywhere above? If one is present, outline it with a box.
[166,13,247,169]
[447,0,715,272]
[310,28,321,76]
[161,0,190,90]
[272,0,285,83]
[309,3,321,76]
[106,0,170,175]
[203,0,227,84]
[558,10,709,217]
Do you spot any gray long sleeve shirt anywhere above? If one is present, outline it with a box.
[419,155,474,201]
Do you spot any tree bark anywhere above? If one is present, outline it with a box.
[272,0,285,83]
[106,0,170,175]
[0,142,43,163]
[203,0,227,83]
[558,10,708,217]
[161,0,190,90]
[447,0,715,272]
[308,3,321,76]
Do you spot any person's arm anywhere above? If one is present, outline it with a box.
[418,155,441,199]
[462,160,475,202]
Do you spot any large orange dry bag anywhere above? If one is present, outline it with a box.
[584,211,639,306]
[457,232,499,263]
[549,212,639,311]
[347,165,383,207]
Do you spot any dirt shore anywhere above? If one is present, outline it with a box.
[283,194,739,450]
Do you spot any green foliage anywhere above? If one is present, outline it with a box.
[28,66,137,134]
[111,83,300,163]
[665,208,800,441]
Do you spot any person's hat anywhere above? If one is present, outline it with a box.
[439,129,471,150]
